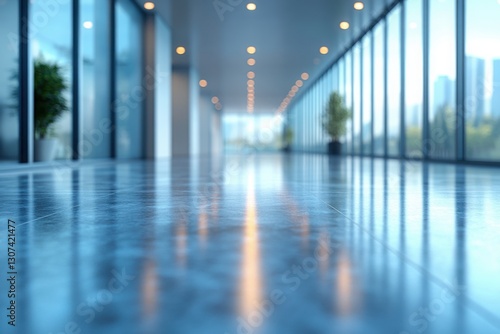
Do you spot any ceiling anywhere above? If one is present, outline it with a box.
[137,0,391,113]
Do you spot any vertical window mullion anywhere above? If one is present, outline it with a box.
[384,18,389,158]
[19,0,32,163]
[423,0,430,159]
[72,0,80,160]
[400,1,406,158]
[456,0,465,161]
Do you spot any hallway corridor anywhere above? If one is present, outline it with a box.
[1,154,499,334]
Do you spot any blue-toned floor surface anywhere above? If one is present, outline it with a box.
[0,154,499,334]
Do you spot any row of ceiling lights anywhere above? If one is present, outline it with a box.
[276,1,365,113]
[194,4,259,112]
[137,2,261,111]
[277,73,309,113]
[246,6,257,113]
[142,1,363,113]
[246,45,256,113]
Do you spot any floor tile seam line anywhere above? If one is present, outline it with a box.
[2,185,145,229]
[317,196,500,329]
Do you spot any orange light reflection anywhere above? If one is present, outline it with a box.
[239,170,262,316]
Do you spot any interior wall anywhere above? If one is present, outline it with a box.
[172,68,191,155]
[154,15,172,158]
[198,96,212,155]
[211,110,223,156]
[189,68,200,156]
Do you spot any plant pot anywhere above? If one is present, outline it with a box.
[282,145,291,153]
[35,138,58,162]
[327,141,342,155]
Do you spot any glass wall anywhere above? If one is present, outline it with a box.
[81,0,111,159]
[31,0,73,160]
[405,0,423,158]
[465,0,500,161]
[321,69,339,152]
[429,0,456,159]
[286,0,500,165]
[338,58,346,148]
[345,52,353,154]
[0,0,160,166]
[352,44,361,154]
[303,81,309,149]
[373,21,385,156]
[332,64,339,92]
[386,5,401,157]
[0,1,19,162]
[362,34,372,155]
[116,0,144,159]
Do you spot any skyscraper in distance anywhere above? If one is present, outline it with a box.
[466,56,485,126]
[433,75,455,112]
[492,59,500,119]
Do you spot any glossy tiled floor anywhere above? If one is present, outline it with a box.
[1,154,500,334]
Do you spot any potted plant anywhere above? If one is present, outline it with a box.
[282,126,293,153]
[34,58,69,162]
[322,92,351,155]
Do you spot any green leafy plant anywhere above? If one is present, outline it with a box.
[34,58,69,139]
[322,92,351,142]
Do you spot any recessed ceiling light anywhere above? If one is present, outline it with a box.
[247,58,256,66]
[296,80,303,87]
[176,46,186,55]
[247,80,255,86]
[144,2,155,10]
[246,3,257,11]
[353,2,364,10]
[247,46,256,54]
[340,21,350,30]
[301,73,309,80]
[211,96,219,104]
[319,46,329,55]
[215,103,222,110]
[83,21,93,29]
[247,71,255,79]
[199,80,208,88]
